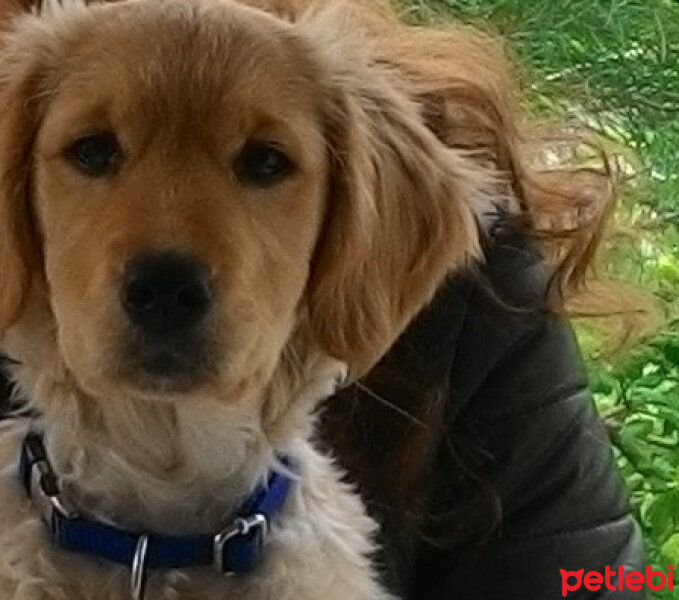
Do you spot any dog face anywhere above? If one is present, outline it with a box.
[4,1,330,402]
[0,0,481,408]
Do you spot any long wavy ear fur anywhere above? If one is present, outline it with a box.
[299,10,484,377]
[266,0,624,312]
[0,8,54,333]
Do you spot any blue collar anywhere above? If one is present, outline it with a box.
[19,432,293,599]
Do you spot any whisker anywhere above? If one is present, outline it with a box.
[352,381,427,429]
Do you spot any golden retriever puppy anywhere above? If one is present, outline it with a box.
[0,0,486,598]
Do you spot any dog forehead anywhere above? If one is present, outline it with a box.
[22,0,327,152]
[47,0,318,111]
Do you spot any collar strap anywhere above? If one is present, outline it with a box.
[20,432,293,599]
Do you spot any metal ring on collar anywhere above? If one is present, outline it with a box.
[131,533,150,600]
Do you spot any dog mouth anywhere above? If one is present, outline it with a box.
[117,332,214,394]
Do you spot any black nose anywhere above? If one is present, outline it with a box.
[121,252,212,335]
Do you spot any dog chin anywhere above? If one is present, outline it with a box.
[122,371,203,398]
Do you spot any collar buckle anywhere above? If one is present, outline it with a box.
[213,513,268,575]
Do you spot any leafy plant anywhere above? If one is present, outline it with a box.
[591,332,679,598]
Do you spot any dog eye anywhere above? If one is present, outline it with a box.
[234,140,295,188]
[66,133,122,177]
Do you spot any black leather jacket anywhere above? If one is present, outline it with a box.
[0,234,645,599]
[321,232,646,599]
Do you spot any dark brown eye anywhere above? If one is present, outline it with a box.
[66,132,121,177]
[234,140,295,188]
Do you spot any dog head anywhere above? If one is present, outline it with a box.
[0,0,481,411]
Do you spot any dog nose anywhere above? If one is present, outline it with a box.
[121,252,212,334]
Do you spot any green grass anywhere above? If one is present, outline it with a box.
[397,1,679,596]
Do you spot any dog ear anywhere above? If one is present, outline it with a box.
[302,16,484,378]
[0,17,50,333]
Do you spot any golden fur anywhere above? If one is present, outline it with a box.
[0,0,611,598]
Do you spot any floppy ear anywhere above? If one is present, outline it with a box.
[302,17,485,378]
[0,16,50,333]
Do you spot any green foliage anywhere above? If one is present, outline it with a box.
[396,0,679,211]
[398,0,679,596]
[590,333,679,598]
